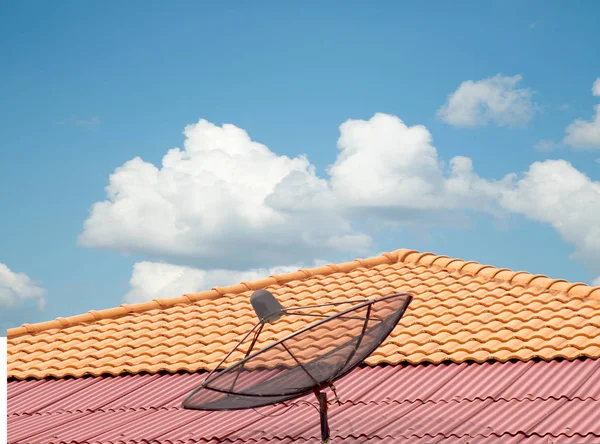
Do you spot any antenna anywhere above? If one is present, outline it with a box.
[182,290,413,443]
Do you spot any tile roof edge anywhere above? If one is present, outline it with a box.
[8,248,600,340]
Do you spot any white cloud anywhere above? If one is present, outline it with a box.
[80,114,515,270]
[593,276,600,286]
[329,114,444,209]
[561,79,600,149]
[563,104,600,149]
[124,261,324,304]
[82,113,600,284]
[437,74,535,127]
[0,264,46,309]
[500,160,600,266]
[270,114,512,220]
[326,113,511,213]
[593,78,600,97]
[79,120,371,268]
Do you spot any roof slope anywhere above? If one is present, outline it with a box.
[7,359,600,443]
[8,249,600,380]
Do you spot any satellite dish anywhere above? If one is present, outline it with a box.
[183,290,412,443]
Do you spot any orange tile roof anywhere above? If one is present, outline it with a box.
[7,249,600,380]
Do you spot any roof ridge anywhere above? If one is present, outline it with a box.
[7,248,599,340]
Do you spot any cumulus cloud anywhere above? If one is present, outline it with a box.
[563,105,600,149]
[81,113,600,285]
[269,114,513,223]
[561,79,600,149]
[81,114,514,269]
[0,264,46,309]
[500,160,600,266]
[329,114,444,209]
[0,264,46,332]
[79,120,371,268]
[437,74,535,127]
[324,113,511,213]
[124,261,324,304]
[80,114,517,270]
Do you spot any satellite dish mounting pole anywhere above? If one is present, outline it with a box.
[315,390,330,444]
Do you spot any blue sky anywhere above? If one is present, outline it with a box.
[1,1,600,332]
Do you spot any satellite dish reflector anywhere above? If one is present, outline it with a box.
[183,291,412,443]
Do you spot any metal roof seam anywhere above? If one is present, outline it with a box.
[140,411,213,443]
[359,361,472,439]
[418,430,600,442]
[80,378,191,444]
[6,379,46,400]
[14,409,97,443]
[519,358,600,440]
[29,378,107,417]
[11,392,600,424]
[219,404,296,441]
[180,435,600,444]
[436,357,537,438]
[9,404,182,416]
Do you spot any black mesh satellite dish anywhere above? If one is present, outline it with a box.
[182,291,412,443]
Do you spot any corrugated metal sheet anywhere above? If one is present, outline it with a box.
[8,358,600,443]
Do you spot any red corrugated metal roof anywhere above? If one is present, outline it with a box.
[8,358,600,443]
